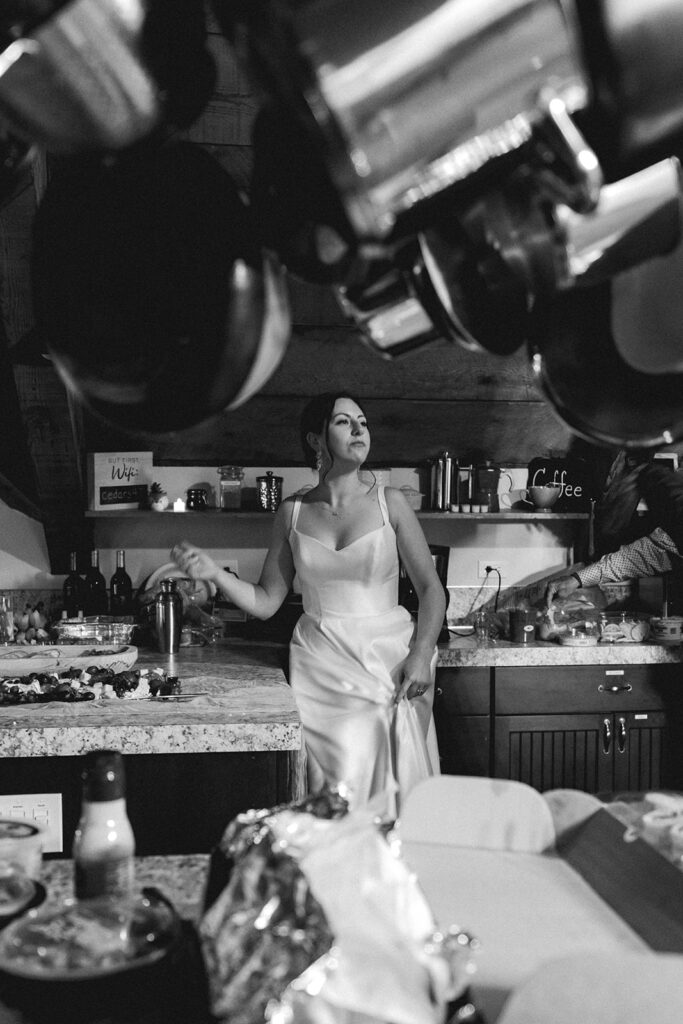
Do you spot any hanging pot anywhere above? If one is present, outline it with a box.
[529,273,683,449]
[31,142,291,434]
[0,0,214,155]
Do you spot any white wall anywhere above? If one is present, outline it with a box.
[0,467,577,623]
[0,500,61,588]
[89,466,575,619]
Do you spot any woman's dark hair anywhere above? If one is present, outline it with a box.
[299,392,365,468]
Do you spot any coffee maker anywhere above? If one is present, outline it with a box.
[399,545,450,642]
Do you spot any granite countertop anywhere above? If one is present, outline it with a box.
[0,644,301,758]
[37,854,210,923]
[437,637,683,668]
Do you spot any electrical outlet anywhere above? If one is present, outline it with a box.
[478,559,507,579]
[0,793,63,853]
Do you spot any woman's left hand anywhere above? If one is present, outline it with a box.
[394,650,433,703]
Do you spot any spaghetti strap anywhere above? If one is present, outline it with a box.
[377,484,389,525]
[290,495,303,533]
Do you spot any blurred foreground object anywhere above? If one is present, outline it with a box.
[4,0,683,443]
[31,142,291,433]
[200,788,477,1024]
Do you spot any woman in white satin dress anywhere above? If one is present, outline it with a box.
[172,393,445,815]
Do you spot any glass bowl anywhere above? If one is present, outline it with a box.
[598,613,651,643]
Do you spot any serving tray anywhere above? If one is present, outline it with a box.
[0,645,138,677]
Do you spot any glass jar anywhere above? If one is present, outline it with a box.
[218,466,244,510]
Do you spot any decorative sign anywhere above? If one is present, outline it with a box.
[87,452,154,510]
[526,456,596,512]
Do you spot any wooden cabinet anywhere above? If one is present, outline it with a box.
[433,667,491,777]
[435,662,683,795]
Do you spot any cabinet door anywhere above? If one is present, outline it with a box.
[612,710,670,792]
[494,713,614,793]
[434,668,490,777]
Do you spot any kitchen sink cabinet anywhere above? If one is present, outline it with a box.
[433,667,491,777]
[435,662,683,794]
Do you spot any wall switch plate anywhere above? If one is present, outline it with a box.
[0,793,63,853]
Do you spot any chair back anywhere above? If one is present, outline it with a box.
[400,775,556,852]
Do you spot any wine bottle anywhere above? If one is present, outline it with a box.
[83,549,108,615]
[73,749,135,902]
[62,551,85,618]
[109,549,133,616]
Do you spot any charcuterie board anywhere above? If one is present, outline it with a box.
[0,645,138,677]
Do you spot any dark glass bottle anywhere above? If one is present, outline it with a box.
[62,551,85,618]
[109,549,133,615]
[83,549,108,615]
[73,749,135,902]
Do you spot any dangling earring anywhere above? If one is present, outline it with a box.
[315,450,323,473]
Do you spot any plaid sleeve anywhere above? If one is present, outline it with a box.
[578,528,677,586]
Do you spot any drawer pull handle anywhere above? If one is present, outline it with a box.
[617,716,627,753]
[598,683,633,694]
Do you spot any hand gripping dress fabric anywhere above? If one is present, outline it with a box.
[288,486,440,814]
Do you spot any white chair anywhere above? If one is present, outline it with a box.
[400,775,556,852]
[497,951,683,1024]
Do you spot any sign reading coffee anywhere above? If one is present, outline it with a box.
[526,456,596,512]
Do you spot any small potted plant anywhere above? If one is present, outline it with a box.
[148,482,169,512]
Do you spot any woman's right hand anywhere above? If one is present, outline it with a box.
[171,541,219,582]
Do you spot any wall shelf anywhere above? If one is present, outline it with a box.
[85,510,589,522]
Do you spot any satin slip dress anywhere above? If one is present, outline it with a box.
[288,485,440,814]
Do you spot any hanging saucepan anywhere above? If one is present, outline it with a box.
[0,0,214,155]
[528,251,683,448]
[250,101,358,285]
[31,141,291,434]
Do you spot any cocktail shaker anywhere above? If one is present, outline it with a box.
[155,578,182,653]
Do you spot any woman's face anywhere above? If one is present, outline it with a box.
[321,398,370,466]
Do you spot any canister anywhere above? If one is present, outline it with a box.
[257,471,283,512]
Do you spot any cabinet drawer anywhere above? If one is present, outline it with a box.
[435,667,490,715]
[494,663,683,715]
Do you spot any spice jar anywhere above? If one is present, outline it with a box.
[256,471,283,512]
[217,466,244,510]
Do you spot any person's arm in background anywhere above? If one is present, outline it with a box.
[388,488,446,701]
[546,528,677,605]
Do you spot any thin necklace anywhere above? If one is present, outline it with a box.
[319,485,370,518]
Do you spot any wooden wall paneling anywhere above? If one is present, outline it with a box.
[13,365,91,571]
[264,327,542,401]
[83,395,571,468]
[0,173,35,347]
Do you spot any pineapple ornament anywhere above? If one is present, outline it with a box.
[149,482,169,512]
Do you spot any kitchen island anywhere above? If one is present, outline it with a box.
[0,643,303,857]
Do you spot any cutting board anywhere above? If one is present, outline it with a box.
[0,645,138,677]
